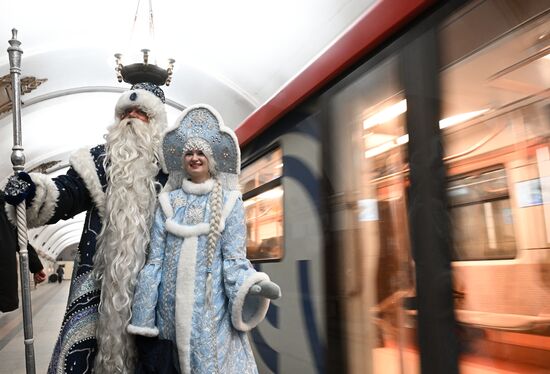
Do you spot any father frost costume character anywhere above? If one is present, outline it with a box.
[3,82,168,374]
[128,104,281,374]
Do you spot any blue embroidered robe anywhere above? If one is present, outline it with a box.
[129,179,270,374]
[8,145,167,374]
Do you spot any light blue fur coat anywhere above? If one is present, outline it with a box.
[129,178,270,373]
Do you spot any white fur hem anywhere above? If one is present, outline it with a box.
[231,272,270,332]
[175,236,198,374]
[181,178,214,195]
[166,220,209,238]
[21,173,60,228]
[70,148,105,219]
[127,324,159,337]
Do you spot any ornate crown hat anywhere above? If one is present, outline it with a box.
[160,104,241,190]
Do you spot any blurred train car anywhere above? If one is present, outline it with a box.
[235,0,550,373]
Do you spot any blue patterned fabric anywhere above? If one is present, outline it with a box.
[47,145,168,374]
[130,182,268,374]
[47,145,106,374]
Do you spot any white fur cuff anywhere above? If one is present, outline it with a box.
[231,272,271,332]
[4,204,16,226]
[127,324,159,337]
[23,173,60,228]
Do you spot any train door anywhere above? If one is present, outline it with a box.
[439,1,550,371]
[241,116,327,373]
[324,50,424,373]
[321,0,474,372]
[323,0,550,373]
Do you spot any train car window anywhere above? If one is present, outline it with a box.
[448,168,517,260]
[240,148,284,261]
[440,1,550,372]
[327,55,419,373]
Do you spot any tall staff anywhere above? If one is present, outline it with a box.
[8,28,36,374]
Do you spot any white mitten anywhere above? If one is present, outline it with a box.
[249,280,281,299]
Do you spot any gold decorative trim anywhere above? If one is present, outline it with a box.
[0,74,47,116]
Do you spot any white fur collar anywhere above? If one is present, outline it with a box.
[70,147,105,219]
[161,190,240,238]
[181,178,214,195]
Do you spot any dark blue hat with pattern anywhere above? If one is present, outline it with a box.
[130,82,166,103]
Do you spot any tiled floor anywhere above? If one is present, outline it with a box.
[0,281,69,373]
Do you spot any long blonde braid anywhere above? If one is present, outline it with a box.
[205,178,223,372]
[205,178,223,306]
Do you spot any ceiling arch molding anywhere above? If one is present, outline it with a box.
[47,233,81,260]
[38,221,84,250]
[8,86,186,115]
[30,218,83,247]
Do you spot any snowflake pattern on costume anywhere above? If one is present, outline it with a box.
[130,182,269,374]
[172,196,186,209]
[185,204,204,225]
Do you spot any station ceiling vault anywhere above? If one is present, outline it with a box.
[0,0,376,260]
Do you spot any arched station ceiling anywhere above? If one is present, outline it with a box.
[0,0,377,260]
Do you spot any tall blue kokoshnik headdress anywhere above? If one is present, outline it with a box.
[160,104,241,190]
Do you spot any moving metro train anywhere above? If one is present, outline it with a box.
[236,0,550,373]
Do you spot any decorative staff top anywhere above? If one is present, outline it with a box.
[8,29,23,73]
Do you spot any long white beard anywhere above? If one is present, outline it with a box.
[93,117,161,374]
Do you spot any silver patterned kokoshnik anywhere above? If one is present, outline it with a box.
[162,106,239,175]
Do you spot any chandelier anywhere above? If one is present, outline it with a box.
[114,0,175,86]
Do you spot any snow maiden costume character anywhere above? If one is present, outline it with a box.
[4,82,169,374]
[128,104,281,374]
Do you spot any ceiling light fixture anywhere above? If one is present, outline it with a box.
[438,109,489,129]
[114,0,175,86]
[362,107,490,159]
[363,99,407,129]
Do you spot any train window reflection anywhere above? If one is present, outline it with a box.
[241,148,283,195]
[448,168,516,261]
[241,148,284,261]
[441,2,550,372]
[329,55,418,373]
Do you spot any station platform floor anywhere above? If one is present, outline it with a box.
[0,280,69,373]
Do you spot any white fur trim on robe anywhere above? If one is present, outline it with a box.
[231,272,271,332]
[70,147,106,219]
[219,191,240,232]
[161,189,240,238]
[158,192,173,218]
[127,324,159,337]
[166,220,209,238]
[5,172,60,228]
[175,236,198,374]
[181,178,214,195]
